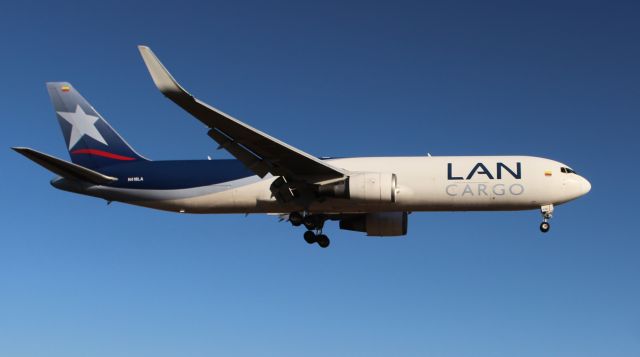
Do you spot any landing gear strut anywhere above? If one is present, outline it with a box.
[290,212,330,248]
[540,204,553,233]
[289,212,303,227]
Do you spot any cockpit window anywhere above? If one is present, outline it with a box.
[560,167,577,174]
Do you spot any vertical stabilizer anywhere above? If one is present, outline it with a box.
[47,82,147,169]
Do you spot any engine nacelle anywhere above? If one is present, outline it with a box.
[339,212,408,236]
[349,172,397,202]
[318,172,397,203]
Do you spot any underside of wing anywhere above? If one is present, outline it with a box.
[138,45,346,183]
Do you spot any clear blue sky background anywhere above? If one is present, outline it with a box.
[1,1,639,356]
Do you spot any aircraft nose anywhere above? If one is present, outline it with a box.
[579,176,591,195]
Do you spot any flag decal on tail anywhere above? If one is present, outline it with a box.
[61,85,70,92]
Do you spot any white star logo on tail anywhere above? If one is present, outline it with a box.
[57,105,108,150]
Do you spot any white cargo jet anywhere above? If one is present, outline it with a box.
[13,46,591,247]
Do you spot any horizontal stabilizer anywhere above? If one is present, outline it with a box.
[12,147,118,185]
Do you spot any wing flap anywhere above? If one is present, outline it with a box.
[138,45,346,182]
[13,147,118,185]
[207,128,271,178]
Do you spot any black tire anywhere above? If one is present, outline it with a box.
[540,222,550,233]
[316,234,330,248]
[303,231,316,244]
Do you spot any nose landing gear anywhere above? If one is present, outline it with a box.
[540,221,550,233]
[539,204,553,233]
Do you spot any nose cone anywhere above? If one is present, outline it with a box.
[562,175,591,202]
[580,176,592,196]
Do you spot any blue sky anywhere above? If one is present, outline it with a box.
[1,1,639,356]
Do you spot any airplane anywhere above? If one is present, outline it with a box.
[13,46,591,248]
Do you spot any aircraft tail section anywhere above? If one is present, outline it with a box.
[46,82,147,169]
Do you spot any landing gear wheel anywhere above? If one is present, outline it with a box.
[540,222,550,233]
[316,234,330,248]
[303,231,316,244]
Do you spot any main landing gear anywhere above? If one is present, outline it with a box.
[540,204,553,233]
[304,230,330,248]
[289,212,330,248]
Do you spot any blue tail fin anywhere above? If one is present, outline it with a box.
[47,82,147,169]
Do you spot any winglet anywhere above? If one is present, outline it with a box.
[138,45,190,99]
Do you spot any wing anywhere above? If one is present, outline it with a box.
[138,46,346,183]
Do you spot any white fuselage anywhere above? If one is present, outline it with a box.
[84,155,590,214]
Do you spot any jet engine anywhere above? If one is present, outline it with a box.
[339,212,408,236]
[318,172,397,203]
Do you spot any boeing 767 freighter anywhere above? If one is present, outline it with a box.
[13,46,591,248]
